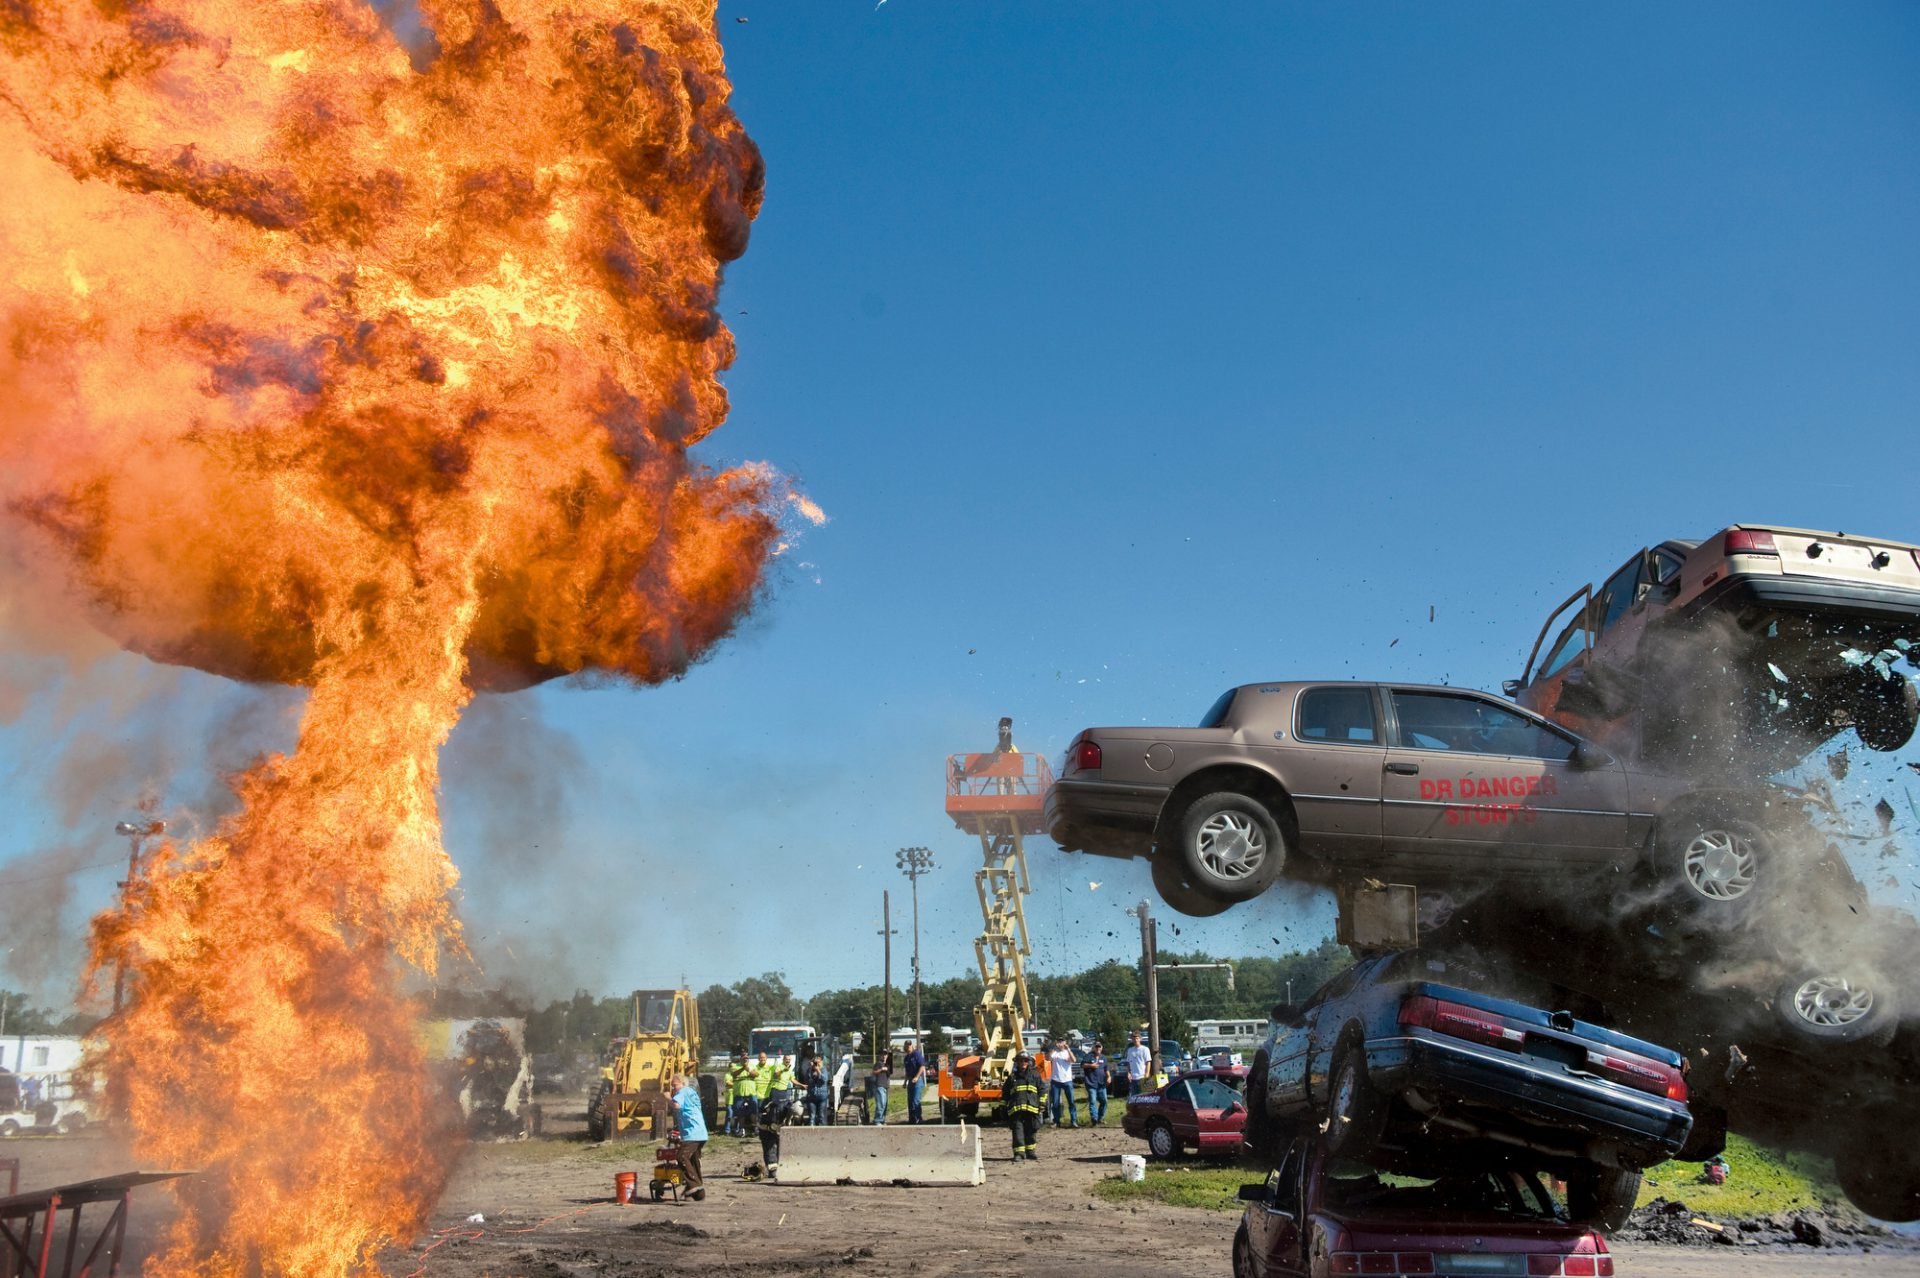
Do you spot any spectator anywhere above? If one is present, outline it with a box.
[1046,1039,1080,1128]
[1123,1031,1152,1097]
[1081,1043,1111,1125]
[667,1073,707,1201]
[870,1045,895,1124]
[903,1039,927,1124]
[801,1054,831,1126]
[724,1049,756,1136]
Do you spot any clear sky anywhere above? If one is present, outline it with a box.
[2,1,1916,1009]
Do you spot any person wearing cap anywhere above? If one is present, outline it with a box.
[1005,1052,1045,1161]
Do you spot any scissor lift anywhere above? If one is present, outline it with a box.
[937,734,1055,1120]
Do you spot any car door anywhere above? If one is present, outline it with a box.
[1159,1078,1199,1145]
[1283,684,1385,864]
[1243,1142,1307,1277]
[1380,689,1633,872]
[1510,585,1594,720]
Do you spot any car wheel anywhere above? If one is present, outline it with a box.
[1568,1164,1641,1235]
[1149,856,1234,918]
[1176,792,1285,903]
[1854,675,1919,753]
[1242,1050,1274,1162]
[0,1118,18,1140]
[1323,1040,1385,1158]
[1773,972,1898,1049]
[1232,1223,1257,1278]
[1659,811,1766,920]
[1146,1117,1179,1159]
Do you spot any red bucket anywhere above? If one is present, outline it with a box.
[613,1171,638,1204]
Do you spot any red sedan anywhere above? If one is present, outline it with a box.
[1121,1065,1248,1158]
[1235,1137,1613,1277]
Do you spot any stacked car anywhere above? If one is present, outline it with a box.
[1048,522,1920,1223]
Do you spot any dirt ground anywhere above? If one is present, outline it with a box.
[6,1104,1920,1277]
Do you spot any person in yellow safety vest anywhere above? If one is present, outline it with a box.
[724,1049,757,1136]
[762,1053,797,1126]
[1005,1052,1045,1161]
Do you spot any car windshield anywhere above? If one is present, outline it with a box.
[1323,1158,1558,1223]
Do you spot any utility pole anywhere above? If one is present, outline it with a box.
[879,891,896,1061]
[896,847,933,1039]
[111,818,165,1015]
[1128,900,1162,1078]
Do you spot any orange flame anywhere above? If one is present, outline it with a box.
[1,0,774,1271]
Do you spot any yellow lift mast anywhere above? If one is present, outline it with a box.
[937,718,1056,1121]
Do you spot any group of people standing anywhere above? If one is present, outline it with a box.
[1006,1029,1159,1160]
[720,1048,846,1134]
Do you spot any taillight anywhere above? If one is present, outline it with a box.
[1067,740,1102,773]
[1589,1050,1687,1101]
[1400,995,1525,1050]
[1563,1258,1598,1277]
[1530,1257,1610,1277]
[1724,528,1778,554]
[1328,1255,1359,1275]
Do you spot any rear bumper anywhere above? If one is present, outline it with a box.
[1684,572,1920,626]
[1368,1034,1692,1164]
[1044,777,1168,856]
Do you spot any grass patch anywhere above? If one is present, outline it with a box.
[1637,1133,1845,1218]
[1090,1162,1257,1213]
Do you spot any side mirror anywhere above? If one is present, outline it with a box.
[1570,741,1613,770]
[1237,1183,1268,1203]
[1501,679,1523,698]
[1271,1002,1302,1025]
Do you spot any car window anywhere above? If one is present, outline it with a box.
[1198,688,1238,728]
[1537,616,1590,679]
[1162,1078,1193,1105]
[1269,1144,1303,1214]
[1391,692,1575,761]
[1296,686,1378,744]
[1188,1076,1242,1108]
[1596,559,1640,632]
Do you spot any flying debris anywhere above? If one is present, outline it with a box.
[1088,881,1101,891]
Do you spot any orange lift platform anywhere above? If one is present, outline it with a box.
[0,1169,189,1278]
[938,721,1056,1121]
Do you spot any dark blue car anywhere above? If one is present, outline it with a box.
[1248,950,1693,1232]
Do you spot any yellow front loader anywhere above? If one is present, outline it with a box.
[586,988,719,1140]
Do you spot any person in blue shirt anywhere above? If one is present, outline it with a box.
[902,1040,927,1124]
[668,1073,708,1201]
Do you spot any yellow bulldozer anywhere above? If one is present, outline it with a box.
[586,988,720,1141]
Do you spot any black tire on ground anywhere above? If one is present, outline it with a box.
[1568,1165,1642,1235]
[1146,1117,1179,1159]
[1656,810,1768,924]
[55,1112,85,1135]
[1175,792,1286,903]
[1232,1223,1256,1278]
[1322,1039,1386,1159]
[1149,856,1234,917]
[586,1079,612,1142]
[940,1099,960,1124]
[0,1118,19,1140]
[698,1073,721,1131]
[1674,1104,1728,1163]
[1242,1050,1274,1162]
[1855,675,1919,754]
[1838,1138,1920,1221]
[1773,973,1899,1049]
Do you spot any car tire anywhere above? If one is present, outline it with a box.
[1657,810,1767,922]
[1569,1164,1641,1235]
[586,1079,612,1142]
[1242,1050,1274,1162]
[1146,1117,1179,1159]
[1854,675,1919,754]
[1232,1223,1257,1278]
[0,1118,18,1140]
[1773,972,1898,1049]
[1323,1040,1385,1159]
[1176,792,1285,903]
[1150,856,1234,918]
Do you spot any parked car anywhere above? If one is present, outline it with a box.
[1509,525,1920,770]
[1246,950,1692,1231]
[1233,1136,1615,1278]
[1121,1064,1249,1158]
[1047,679,1792,917]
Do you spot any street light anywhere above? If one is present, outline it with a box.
[896,846,934,1042]
[111,819,165,1014]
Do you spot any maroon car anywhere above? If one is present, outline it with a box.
[1235,1137,1613,1278]
[1120,1065,1248,1158]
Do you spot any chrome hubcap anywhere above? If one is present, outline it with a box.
[1793,976,1874,1028]
[1682,828,1756,901]
[1196,811,1267,881]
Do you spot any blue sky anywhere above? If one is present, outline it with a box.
[3,1,1917,1008]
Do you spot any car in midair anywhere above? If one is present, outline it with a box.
[1120,1063,1249,1158]
[1045,679,1799,919]
[1509,525,1920,772]
[1242,949,1693,1234]
[1233,1136,1616,1278]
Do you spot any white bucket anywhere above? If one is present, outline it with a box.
[1120,1153,1146,1183]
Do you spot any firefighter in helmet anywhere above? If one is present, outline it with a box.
[1006,1051,1045,1161]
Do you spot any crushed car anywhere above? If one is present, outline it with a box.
[1047,679,1809,918]
[1243,950,1692,1234]
[1509,525,1920,770]
[1234,1136,1616,1278]
[1121,1063,1249,1158]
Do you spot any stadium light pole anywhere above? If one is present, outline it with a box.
[111,818,165,1015]
[896,846,934,1039]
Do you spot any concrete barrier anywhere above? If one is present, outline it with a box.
[769,1122,985,1186]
